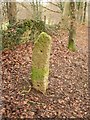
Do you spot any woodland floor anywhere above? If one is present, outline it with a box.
[1,25,89,119]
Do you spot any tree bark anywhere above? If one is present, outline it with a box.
[68,1,76,51]
[31,0,42,21]
[82,2,87,23]
[6,2,17,24]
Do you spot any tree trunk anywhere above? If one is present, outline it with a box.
[76,2,81,22]
[82,2,87,23]
[32,0,42,21]
[44,15,46,24]
[79,2,83,23]
[6,2,17,24]
[62,2,70,29]
[68,23,76,51]
[68,1,76,51]
[63,2,70,17]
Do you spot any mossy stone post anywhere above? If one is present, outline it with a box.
[31,32,52,94]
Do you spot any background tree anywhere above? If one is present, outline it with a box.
[6,1,17,24]
[82,2,87,23]
[68,1,76,51]
[31,0,42,21]
[76,1,87,23]
[62,2,70,28]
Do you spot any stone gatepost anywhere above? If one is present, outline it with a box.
[31,32,52,94]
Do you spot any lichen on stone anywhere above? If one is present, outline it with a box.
[31,32,52,94]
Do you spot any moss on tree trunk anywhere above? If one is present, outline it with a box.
[68,38,76,51]
[68,1,76,52]
[68,23,76,51]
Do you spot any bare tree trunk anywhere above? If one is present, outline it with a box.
[76,2,81,22]
[79,2,83,23]
[63,2,70,17]
[62,2,70,29]
[6,2,17,24]
[44,15,46,24]
[31,0,42,21]
[68,1,76,51]
[82,2,87,23]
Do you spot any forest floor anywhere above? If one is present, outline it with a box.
[1,24,89,119]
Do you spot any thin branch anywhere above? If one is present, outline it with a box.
[49,2,63,13]
[41,5,61,14]
[18,2,31,12]
[49,2,60,7]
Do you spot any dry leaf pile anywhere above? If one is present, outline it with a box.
[1,25,89,119]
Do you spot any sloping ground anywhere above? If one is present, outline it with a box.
[1,25,89,119]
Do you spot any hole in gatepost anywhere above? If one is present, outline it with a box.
[40,50,43,52]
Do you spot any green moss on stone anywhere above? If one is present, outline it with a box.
[31,67,48,81]
[31,32,52,94]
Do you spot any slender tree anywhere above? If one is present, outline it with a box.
[62,2,70,28]
[68,1,76,51]
[63,2,70,18]
[78,2,86,23]
[82,2,87,23]
[6,1,17,24]
[31,0,42,21]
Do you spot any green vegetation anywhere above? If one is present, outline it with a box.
[2,20,46,50]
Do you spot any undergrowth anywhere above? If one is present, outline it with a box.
[2,19,46,50]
